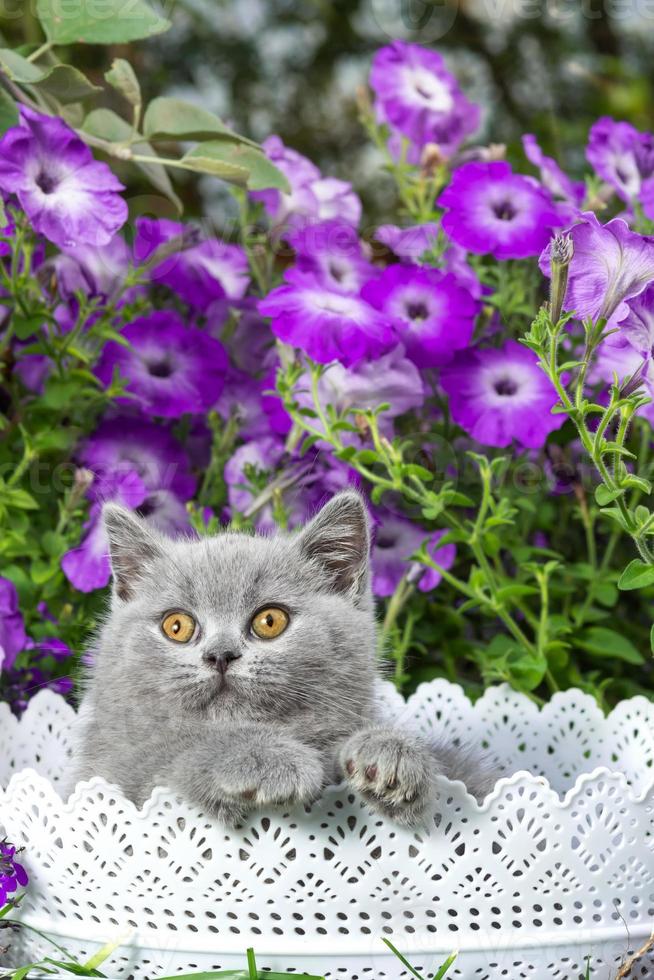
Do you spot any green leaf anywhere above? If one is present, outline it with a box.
[617,558,654,591]
[0,85,18,134]
[83,108,182,212]
[495,584,540,602]
[143,97,258,147]
[5,488,38,510]
[0,49,101,103]
[595,485,624,506]
[445,491,475,508]
[42,378,80,409]
[12,312,44,340]
[622,474,652,495]
[577,626,645,665]
[105,58,141,107]
[36,0,170,44]
[182,141,290,191]
[402,463,433,482]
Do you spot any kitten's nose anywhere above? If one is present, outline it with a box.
[202,649,241,673]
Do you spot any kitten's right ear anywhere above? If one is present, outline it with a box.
[103,504,163,602]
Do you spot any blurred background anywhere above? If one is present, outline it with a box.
[9,0,654,222]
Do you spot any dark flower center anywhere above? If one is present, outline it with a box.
[494,377,518,397]
[148,358,174,378]
[135,496,157,519]
[35,171,58,194]
[375,532,396,550]
[493,201,517,221]
[329,262,345,283]
[406,301,429,322]
[414,83,432,100]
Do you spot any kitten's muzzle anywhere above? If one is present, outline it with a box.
[202,649,242,675]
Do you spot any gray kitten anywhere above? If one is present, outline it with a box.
[68,491,494,826]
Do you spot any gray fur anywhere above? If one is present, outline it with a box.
[67,491,494,826]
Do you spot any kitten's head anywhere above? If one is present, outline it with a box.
[99,492,376,725]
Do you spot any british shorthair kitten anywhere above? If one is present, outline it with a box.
[68,491,494,825]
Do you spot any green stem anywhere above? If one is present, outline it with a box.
[26,40,54,61]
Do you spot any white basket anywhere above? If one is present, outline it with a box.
[1,682,654,980]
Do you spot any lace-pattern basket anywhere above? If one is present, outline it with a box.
[1,681,654,980]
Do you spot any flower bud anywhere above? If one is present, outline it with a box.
[549,232,573,323]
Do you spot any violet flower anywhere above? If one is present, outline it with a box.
[0,840,28,907]
[586,117,654,208]
[134,217,250,308]
[440,340,565,449]
[437,161,561,260]
[95,311,228,418]
[370,509,454,598]
[370,41,480,157]
[540,213,654,329]
[0,107,127,248]
[0,577,28,672]
[522,134,585,212]
[361,263,478,368]
[286,220,374,293]
[258,281,396,366]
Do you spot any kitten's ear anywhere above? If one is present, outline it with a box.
[297,491,370,601]
[103,504,164,602]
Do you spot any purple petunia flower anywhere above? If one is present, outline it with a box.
[224,436,286,532]
[586,117,654,208]
[590,336,654,425]
[95,311,228,417]
[61,467,148,593]
[0,107,127,248]
[361,264,478,368]
[251,135,321,229]
[522,134,585,211]
[0,839,28,907]
[79,415,196,501]
[371,510,454,597]
[284,347,424,447]
[540,213,654,329]
[252,136,361,230]
[0,577,28,672]
[206,298,276,376]
[376,222,440,263]
[53,235,133,302]
[286,220,374,293]
[215,367,272,440]
[309,177,362,227]
[376,222,484,298]
[437,161,561,260]
[134,217,250,308]
[258,281,396,366]
[370,41,480,157]
[440,340,565,449]
[414,530,457,593]
[619,282,654,356]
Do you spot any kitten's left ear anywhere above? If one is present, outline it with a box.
[103,504,164,602]
[297,490,370,601]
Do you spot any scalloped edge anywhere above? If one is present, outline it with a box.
[2,682,654,820]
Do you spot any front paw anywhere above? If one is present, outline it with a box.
[217,737,325,811]
[340,728,433,826]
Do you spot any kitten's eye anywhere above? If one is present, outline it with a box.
[161,611,196,643]
[251,607,289,640]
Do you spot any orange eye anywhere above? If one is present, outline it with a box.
[251,607,289,640]
[161,612,196,643]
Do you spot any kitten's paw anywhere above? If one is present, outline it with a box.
[340,727,433,826]
[217,738,325,811]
